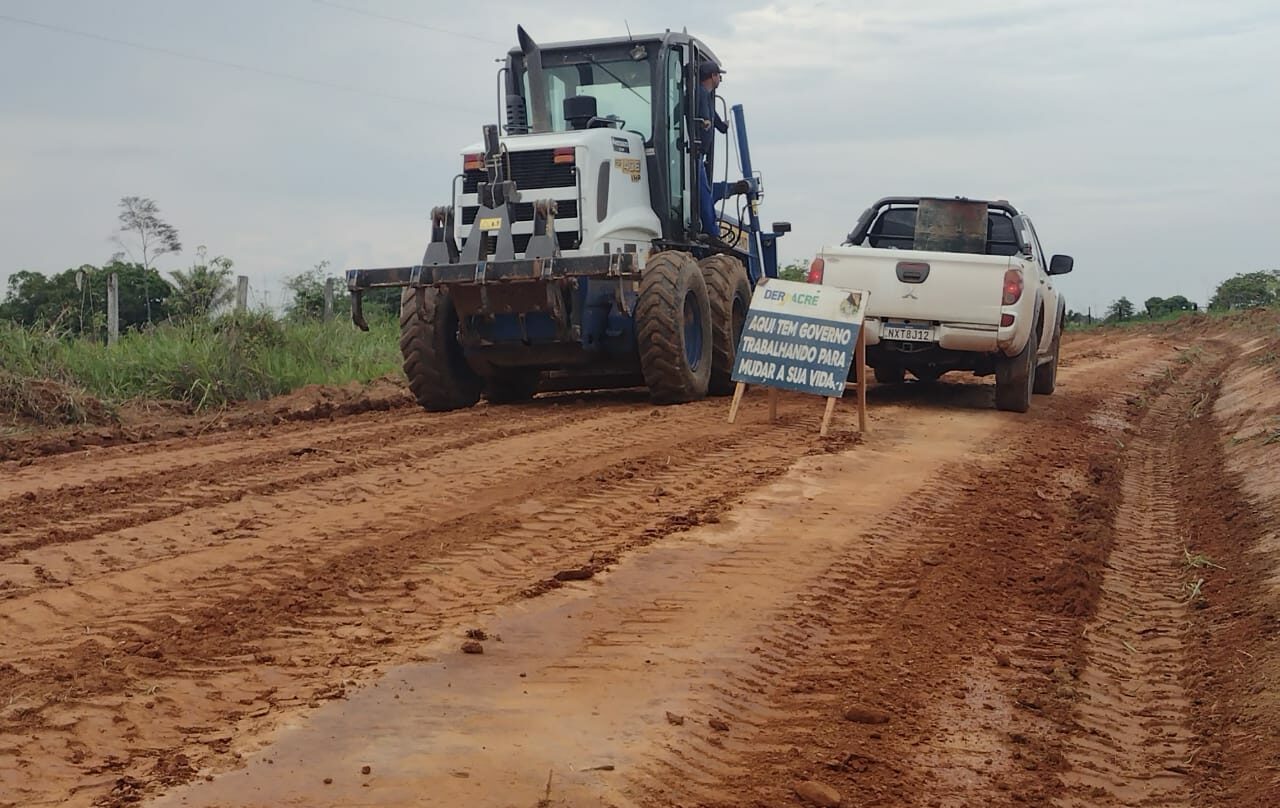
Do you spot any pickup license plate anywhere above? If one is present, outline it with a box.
[882,323,934,343]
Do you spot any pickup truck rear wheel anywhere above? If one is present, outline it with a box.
[637,251,713,404]
[874,364,905,384]
[399,287,483,412]
[699,255,752,396]
[1033,324,1061,395]
[995,329,1038,413]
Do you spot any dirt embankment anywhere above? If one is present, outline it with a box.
[0,376,413,462]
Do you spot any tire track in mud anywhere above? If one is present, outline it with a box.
[1057,349,1229,807]
[0,404,730,638]
[624,480,981,806]
[0,404,845,808]
[0,408,653,615]
[0,403,427,497]
[0,395,658,501]
[157,340,1162,808]
[630,452,1086,806]
[625,344,1191,808]
[0,338,1184,808]
[148,403,1009,808]
[0,402,644,558]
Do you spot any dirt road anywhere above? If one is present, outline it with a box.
[2,321,1278,807]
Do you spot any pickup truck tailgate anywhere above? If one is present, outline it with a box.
[820,247,1011,326]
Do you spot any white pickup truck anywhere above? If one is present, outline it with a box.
[807,197,1073,412]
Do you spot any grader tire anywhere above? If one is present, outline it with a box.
[699,254,752,396]
[636,252,713,404]
[399,287,482,412]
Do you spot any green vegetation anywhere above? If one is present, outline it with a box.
[0,261,173,335]
[0,196,411,426]
[168,246,236,320]
[1106,296,1136,321]
[0,312,399,422]
[1143,295,1196,317]
[1209,270,1279,311]
[1066,306,1207,332]
[1079,270,1277,331]
[778,260,808,283]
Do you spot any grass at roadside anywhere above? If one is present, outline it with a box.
[0,314,400,424]
[1066,308,1210,332]
[1067,305,1280,334]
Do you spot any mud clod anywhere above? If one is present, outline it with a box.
[842,704,891,724]
[461,641,484,655]
[793,779,842,807]
[554,566,595,582]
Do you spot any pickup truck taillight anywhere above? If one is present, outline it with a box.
[1002,269,1024,305]
[806,257,825,284]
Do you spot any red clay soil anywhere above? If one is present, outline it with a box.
[1177,331,1280,805]
[1,318,1277,808]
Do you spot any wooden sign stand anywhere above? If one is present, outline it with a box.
[727,327,868,437]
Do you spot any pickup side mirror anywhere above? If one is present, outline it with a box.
[772,221,792,234]
[1049,254,1074,275]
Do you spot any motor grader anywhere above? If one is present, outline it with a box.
[346,26,789,410]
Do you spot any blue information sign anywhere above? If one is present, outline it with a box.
[730,279,867,398]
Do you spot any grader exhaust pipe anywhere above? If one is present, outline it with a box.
[517,25,551,134]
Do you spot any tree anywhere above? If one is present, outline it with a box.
[168,246,235,320]
[113,196,182,323]
[284,260,344,320]
[1143,295,1196,317]
[0,263,169,336]
[1209,271,1279,310]
[284,261,399,322]
[1106,297,1135,321]
[1,270,69,326]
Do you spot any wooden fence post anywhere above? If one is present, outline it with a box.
[236,276,249,312]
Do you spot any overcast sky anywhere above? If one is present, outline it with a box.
[1,0,1277,315]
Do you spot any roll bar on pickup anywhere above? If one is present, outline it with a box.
[843,196,1032,257]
